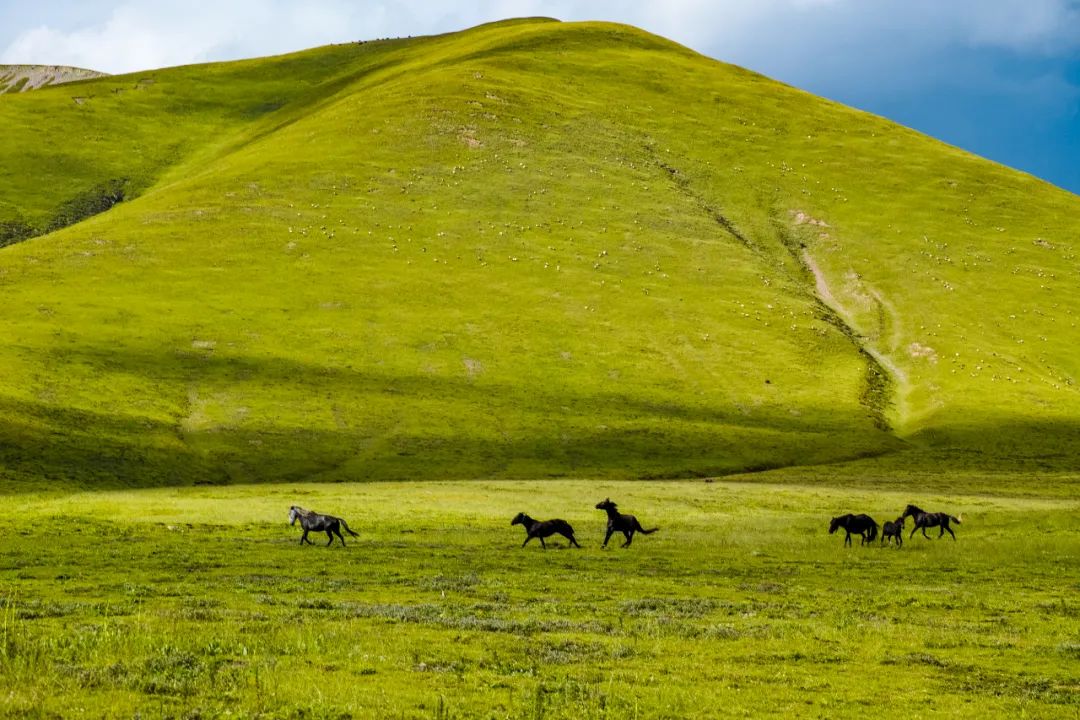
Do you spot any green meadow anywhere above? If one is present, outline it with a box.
[2,477,1078,718]
[1,15,1080,718]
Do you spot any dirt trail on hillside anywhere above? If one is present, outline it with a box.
[801,249,910,426]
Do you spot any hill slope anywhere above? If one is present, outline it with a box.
[1,18,1078,488]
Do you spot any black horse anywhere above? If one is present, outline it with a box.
[511,512,581,549]
[595,498,658,548]
[288,505,359,546]
[881,517,905,547]
[903,504,961,540]
[828,514,879,546]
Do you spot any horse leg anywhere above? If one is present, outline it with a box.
[844,531,852,547]
[325,530,334,546]
[602,528,615,548]
[909,526,917,540]
[944,524,956,540]
[564,531,581,548]
[522,535,533,548]
[922,526,930,539]
[540,536,547,550]
[621,530,633,548]
[336,528,346,546]
[300,530,310,545]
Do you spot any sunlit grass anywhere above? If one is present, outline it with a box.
[2,478,1078,717]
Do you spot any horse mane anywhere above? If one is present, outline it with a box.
[904,504,926,516]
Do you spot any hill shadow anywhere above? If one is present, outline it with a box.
[0,343,904,491]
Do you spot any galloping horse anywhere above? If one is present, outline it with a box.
[902,504,961,540]
[595,498,658,548]
[511,512,581,549]
[828,514,879,546]
[288,506,359,546]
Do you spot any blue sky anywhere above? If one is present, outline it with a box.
[2,1,1078,195]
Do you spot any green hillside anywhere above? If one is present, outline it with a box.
[1,17,1079,489]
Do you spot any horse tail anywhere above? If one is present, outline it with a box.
[952,514,962,524]
[638,525,659,535]
[867,523,878,541]
[340,518,360,537]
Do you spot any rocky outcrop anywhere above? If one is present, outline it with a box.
[0,64,107,93]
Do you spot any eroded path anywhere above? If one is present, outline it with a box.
[801,249,911,430]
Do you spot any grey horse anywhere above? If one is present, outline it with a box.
[288,505,359,546]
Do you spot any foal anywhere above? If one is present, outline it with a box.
[881,517,905,547]
[288,506,359,546]
[510,512,581,549]
[595,498,658,548]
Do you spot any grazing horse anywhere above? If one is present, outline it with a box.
[881,517,905,547]
[288,505,359,546]
[828,514,879,546]
[902,504,961,540]
[510,512,581,549]
[595,498,658,548]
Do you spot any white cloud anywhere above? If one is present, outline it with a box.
[2,1,400,73]
[1,0,1078,78]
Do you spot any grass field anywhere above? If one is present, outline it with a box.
[2,474,1078,718]
[2,17,1079,718]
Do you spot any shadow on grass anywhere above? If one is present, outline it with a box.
[10,346,1078,492]
[0,344,909,491]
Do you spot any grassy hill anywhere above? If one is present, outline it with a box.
[1,17,1079,489]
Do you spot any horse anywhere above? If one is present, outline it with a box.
[288,505,359,546]
[881,517,905,547]
[828,514,879,546]
[595,498,658,548]
[902,504,961,540]
[510,512,581,549]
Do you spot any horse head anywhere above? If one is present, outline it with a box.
[595,498,616,511]
[510,512,526,526]
[828,516,842,534]
[288,506,304,525]
[902,504,924,519]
